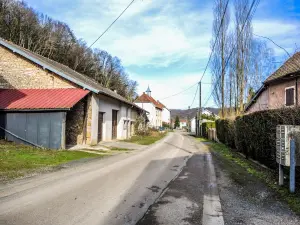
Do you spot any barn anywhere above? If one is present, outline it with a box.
[0,38,147,149]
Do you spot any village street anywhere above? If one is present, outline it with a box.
[0,131,195,225]
[1,131,299,225]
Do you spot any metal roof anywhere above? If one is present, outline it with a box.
[0,38,145,111]
[0,89,89,110]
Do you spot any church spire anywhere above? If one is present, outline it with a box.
[146,85,151,96]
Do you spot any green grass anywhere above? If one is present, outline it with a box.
[195,137,210,142]
[0,140,102,180]
[124,132,166,145]
[198,139,300,215]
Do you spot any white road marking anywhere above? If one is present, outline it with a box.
[202,153,224,225]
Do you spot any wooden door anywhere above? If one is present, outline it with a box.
[98,112,104,142]
[112,110,118,139]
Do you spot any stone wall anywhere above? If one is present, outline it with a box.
[86,95,93,145]
[0,46,76,89]
[66,95,93,146]
[66,99,85,146]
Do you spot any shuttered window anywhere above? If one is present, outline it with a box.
[286,88,295,106]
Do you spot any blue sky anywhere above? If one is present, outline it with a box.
[26,0,300,109]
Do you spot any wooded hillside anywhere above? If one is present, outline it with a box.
[0,0,137,100]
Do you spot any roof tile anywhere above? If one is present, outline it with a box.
[135,93,164,109]
[265,52,300,83]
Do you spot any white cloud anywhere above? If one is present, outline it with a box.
[26,0,300,110]
[130,72,214,109]
[58,0,214,67]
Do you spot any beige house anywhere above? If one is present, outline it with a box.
[245,52,300,113]
[0,38,146,149]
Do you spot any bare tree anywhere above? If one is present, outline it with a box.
[210,0,230,117]
[0,0,137,101]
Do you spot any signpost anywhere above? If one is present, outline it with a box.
[276,125,299,193]
[290,136,296,193]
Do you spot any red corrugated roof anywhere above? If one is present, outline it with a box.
[135,93,164,110]
[0,89,89,110]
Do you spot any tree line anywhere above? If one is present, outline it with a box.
[210,0,276,117]
[0,0,137,100]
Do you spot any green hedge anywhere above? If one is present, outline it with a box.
[201,122,215,138]
[217,108,300,169]
[216,119,235,148]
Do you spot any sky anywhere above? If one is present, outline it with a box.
[25,0,300,109]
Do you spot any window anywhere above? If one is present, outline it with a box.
[285,87,295,106]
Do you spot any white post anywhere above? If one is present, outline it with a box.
[279,164,284,186]
[90,94,99,145]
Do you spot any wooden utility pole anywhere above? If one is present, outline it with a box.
[198,81,202,137]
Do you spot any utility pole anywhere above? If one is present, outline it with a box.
[187,106,191,132]
[198,81,202,137]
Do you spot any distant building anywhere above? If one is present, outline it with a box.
[158,101,171,126]
[135,86,169,128]
[179,119,187,129]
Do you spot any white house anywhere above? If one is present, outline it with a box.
[202,109,213,116]
[180,119,187,129]
[135,86,165,128]
[191,117,196,133]
[190,117,214,134]
[159,101,171,126]
[202,108,220,119]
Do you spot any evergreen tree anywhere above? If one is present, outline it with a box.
[174,116,180,128]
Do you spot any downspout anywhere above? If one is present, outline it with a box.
[296,77,298,106]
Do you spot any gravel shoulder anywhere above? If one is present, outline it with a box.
[211,142,300,225]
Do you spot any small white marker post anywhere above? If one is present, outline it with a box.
[279,164,284,186]
[290,136,296,193]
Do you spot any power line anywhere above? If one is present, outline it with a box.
[189,0,229,116]
[203,0,260,107]
[254,33,300,70]
[87,0,136,50]
[75,0,136,69]
[159,82,198,101]
[200,0,230,82]
[253,33,291,58]
[190,84,199,107]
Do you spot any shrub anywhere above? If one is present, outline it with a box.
[216,119,235,148]
[201,122,215,138]
[217,107,300,169]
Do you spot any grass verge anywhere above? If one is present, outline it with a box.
[0,140,102,181]
[197,138,300,215]
[124,131,166,145]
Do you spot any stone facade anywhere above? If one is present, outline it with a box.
[66,98,90,146]
[0,44,143,147]
[0,45,89,147]
[0,46,75,89]
[86,95,93,145]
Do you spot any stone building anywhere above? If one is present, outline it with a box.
[0,38,147,149]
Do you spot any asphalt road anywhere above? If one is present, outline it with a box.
[0,131,197,225]
[138,140,300,225]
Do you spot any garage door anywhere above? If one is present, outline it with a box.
[3,112,65,149]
